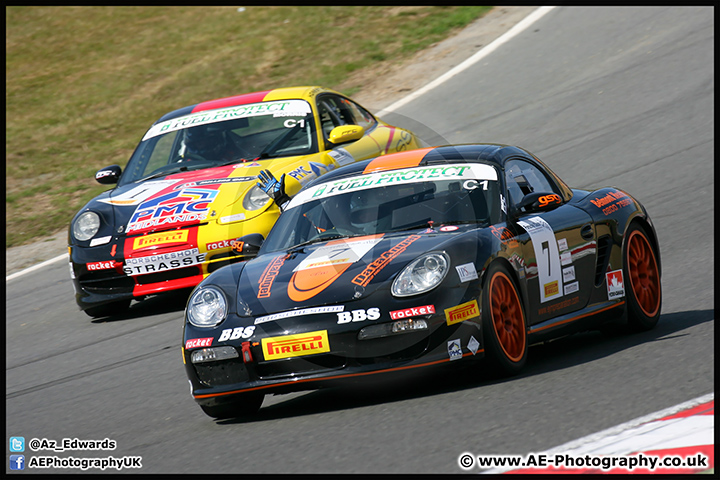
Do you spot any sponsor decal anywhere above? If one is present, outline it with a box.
[538,193,562,208]
[351,235,422,287]
[564,281,580,295]
[143,100,311,141]
[308,161,333,176]
[219,213,246,224]
[288,236,382,302]
[110,244,117,256]
[98,180,176,206]
[290,163,497,208]
[218,326,255,342]
[257,254,288,298]
[517,217,563,303]
[254,306,345,325]
[185,337,213,349]
[206,239,233,251]
[560,251,573,266]
[606,269,625,299]
[389,305,435,320]
[89,236,112,247]
[455,263,478,283]
[467,336,480,355]
[87,260,120,271]
[262,330,330,361]
[173,177,255,190]
[328,147,355,166]
[448,339,463,361]
[440,225,459,232]
[538,295,581,316]
[123,247,205,275]
[127,187,219,233]
[557,238,568,251]
[445,300,480,326]
[336,308,380,324]
[132,230,188,250]
[591,190,634,216]
[490,225,518,247]
[288,165,316,185]
[562,265,576,283]
[544,280,560,297]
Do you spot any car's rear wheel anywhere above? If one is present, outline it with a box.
[624,223,661,331]
[84,299,131,318]
[481,262,527,376]
[200,392,264,419]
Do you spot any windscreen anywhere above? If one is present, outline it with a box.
[119,99,317,185]
[262,163,501,252]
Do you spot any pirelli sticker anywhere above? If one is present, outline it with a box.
[261,330,330,361]
[133,230,188,250]
[445,300,480,326]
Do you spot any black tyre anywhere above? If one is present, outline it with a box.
[200,392,264,419]
[623,223,662,331]
[481,261,528,376]
[84,299,131,318]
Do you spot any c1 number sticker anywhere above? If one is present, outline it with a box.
[517,216,563,303]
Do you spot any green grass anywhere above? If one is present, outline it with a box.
[6,5,492,248]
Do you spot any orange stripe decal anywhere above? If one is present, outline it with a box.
[363,147,434,174]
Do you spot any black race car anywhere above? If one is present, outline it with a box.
[182,144,662,419]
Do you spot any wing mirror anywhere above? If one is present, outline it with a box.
[230,233,265,258]
[328,125,364,145]
[512,192,563,216]
[95,165,122,185]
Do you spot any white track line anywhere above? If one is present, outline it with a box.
[6,253,68,282]
[6,7,555,283]
[376,6,556,117]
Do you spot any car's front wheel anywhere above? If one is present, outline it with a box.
[481,261,527,376]
[200,392,264,420]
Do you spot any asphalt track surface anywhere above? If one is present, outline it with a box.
[5,7,713,474]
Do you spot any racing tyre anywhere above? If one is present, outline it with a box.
[84,299,131,318]
[481,261,527,376]
[200,392,264,419]
[623,223,661,331]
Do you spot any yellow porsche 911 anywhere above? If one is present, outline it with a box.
[69,86,424,317]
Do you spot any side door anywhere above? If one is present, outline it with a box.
[505,158,595,326]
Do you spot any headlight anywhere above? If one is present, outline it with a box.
[242,185,271,211]
[391,252,450,297]
[187,286,228,327]
[72,211,101,241]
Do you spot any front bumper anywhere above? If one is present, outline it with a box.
[184,311,485,408]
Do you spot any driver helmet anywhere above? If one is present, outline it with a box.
[184,125,226,158]
[349,188,391,234]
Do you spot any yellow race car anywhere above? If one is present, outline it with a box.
[69,86,424,317]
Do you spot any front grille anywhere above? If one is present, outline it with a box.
[194,357,250,387]
[79,271,135,294]
[355,335,430,365]
[256,354,347,379]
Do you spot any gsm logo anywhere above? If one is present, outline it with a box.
[538,194,562,208]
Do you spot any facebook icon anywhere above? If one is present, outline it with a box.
[9,455,25,470]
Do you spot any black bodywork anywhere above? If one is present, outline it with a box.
[182,144,661,418]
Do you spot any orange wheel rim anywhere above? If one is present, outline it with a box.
[489,271,526,362]
[627,230,661,317]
